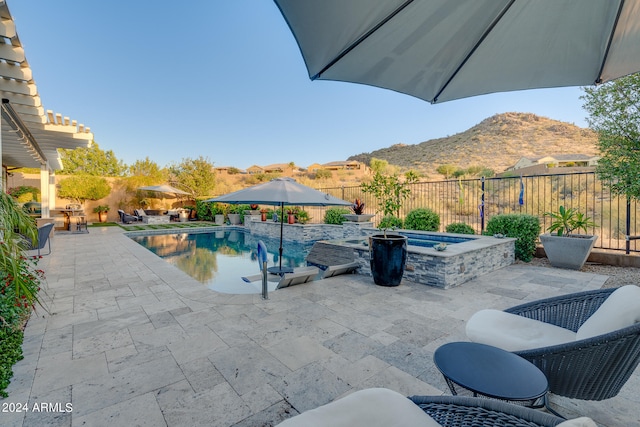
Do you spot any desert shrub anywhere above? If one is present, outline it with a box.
[378,214,403,229]
[485,214,541,262]
[404,208,440,231]
[324,207,350,225]
[446,222,475,235]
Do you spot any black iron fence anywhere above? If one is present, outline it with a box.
[307,172,640,254]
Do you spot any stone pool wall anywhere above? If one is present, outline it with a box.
[245,217,515,289]
[347,236,516,289]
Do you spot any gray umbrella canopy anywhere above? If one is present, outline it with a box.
[274,0,640,103]
[206,177,351,207]
[137,184,190,197]
[206,177,350,274]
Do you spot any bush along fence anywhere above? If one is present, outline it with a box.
[309,172,640,254]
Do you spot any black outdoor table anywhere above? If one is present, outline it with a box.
[434,342,551,411]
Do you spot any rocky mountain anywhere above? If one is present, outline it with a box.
[349,112,599,178]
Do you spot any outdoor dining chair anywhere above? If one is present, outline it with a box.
[26,222,54,257]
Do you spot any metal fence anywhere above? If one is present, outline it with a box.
[307,172,640,254]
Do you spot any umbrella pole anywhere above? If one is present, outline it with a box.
[279,203,284,271]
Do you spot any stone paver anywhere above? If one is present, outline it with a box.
[2,226,638,426]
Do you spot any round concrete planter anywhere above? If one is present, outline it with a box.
[540,233,598,270]
[342,214,374,222]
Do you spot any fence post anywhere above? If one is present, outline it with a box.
[627,196,631,255]
[480,176,485,233]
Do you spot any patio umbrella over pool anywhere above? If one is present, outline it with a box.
[273,0,640,103]
[206,177,351,274]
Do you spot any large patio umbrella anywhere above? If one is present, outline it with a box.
[206,177,351,274]
[273,0,640,103]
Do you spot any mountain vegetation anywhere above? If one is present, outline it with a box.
[348,112,599,179]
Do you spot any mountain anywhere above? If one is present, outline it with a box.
[348,112,599,178]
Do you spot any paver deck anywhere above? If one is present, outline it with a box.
[3,226,638,426]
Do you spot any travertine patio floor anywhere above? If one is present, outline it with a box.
[3,226,638,426]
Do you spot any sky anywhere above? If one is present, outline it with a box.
[10,1,590,171]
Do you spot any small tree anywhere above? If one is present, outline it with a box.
[57,175,111,206]
[581,73,640,201]
[436,164,457,179]
[361,170,418,218]
[168,156,216,198]
[58,142,126,176]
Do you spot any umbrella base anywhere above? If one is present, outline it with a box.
[267,266,294,275]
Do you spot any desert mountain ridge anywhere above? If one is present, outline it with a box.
[348,112,599,178]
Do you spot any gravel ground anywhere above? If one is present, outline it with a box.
[523,257,640,289]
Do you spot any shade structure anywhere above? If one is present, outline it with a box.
[273,0,640,103]
[137,184,190,197]
[206,177,351,274]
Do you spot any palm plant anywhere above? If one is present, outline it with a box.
[544,205,596,236]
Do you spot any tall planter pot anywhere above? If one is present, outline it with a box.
[369,234,408,286]
[540,234,598,270]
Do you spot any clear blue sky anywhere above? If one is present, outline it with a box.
[11,1,590,171]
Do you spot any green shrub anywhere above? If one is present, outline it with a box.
[324,207,350,225]
[195,200,213,220]
[485,214,541,262]
[404,208,440,231]
[446,222,476,235]
[378,214,403,229]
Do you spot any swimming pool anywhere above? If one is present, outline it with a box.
[398,231,474,248]
[130,229,313,294]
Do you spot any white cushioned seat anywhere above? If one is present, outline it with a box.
[576,285,640,340]
[466,309,576,352]
[276,388,440,427]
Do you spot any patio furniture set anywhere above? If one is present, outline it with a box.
[277,286,640,426]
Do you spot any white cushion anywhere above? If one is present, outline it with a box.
[576,285,640,341]
[466,309,576,352]
[556,417,598,427]
[276,388,440,427]
[136,209,148,216]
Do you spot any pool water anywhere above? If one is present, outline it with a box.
[130,230,313,294]
[399,231,474,248]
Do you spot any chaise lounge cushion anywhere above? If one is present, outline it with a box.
[576,285,640,341]
[466,309,577,352]
[276,388,440,427]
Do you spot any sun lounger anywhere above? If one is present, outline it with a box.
[242,266,319,289]
[321,261,359,278]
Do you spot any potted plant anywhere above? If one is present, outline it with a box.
[295,209,311,224]
[93,205,110,223]
[178,207,190,222]
[227,205,242,225]
[212,203,226,225]
[342,198,375,222]
[287,208,296,224]
[369,220,407,287]
[540,205,598,270]
[245,204,261,216]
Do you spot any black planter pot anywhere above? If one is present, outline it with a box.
[369,234,408,287]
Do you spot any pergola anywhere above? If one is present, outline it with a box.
[0,1,93,217]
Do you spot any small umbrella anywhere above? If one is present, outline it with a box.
[206,177,351,274]
[137,184,190,197]
[274,1,640,103]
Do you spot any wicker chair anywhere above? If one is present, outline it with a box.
[409,395,565,427]
[504,288,640,401]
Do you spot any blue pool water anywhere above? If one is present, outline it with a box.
[130,229,313,294]
[398,231,474,248]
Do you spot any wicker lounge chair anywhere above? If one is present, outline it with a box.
[118,209,139,224]
[470,288,640,401]
[409,395,565,427]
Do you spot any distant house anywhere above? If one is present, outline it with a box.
[214,166,244,175]
[246,165,264,175]
[507,154,599,171]
[307,160,368,174]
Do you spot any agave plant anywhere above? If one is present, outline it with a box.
[544,205,596,236]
